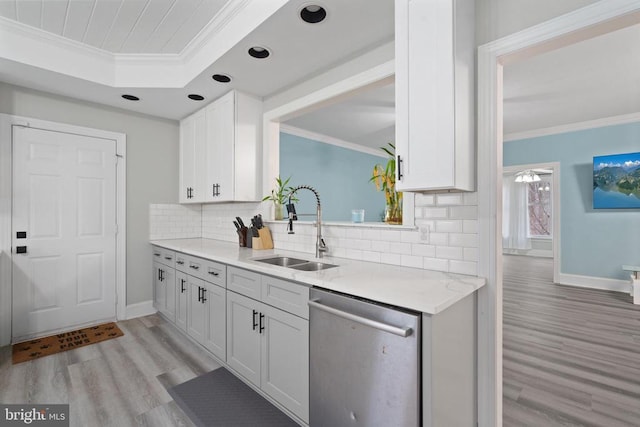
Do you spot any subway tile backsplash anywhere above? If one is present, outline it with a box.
[149,191,479,276]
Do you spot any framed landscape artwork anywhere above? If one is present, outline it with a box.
[593,151,640,209]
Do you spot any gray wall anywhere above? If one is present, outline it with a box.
[0,82,179,305]
[504,121,640,281]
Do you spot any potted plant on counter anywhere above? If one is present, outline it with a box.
[263,175,298,220]
[371,143,403,224]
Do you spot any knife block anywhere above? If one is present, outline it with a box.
[252,227,273,250]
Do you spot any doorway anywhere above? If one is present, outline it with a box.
[0,114,127,345]
[476,4,640,426]
[503,162,560,283]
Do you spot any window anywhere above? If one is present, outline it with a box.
[527,177,552,237]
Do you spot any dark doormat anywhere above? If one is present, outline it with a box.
[168,367,299,427]
[12,322,124,364]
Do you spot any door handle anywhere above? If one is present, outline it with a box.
[259,313,265,333]
[201,288,207,303]
[252,310,258,330]
[197,287,202,302]
[397,155,404,180]
[181,279,186,293]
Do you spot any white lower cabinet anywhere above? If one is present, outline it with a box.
[226,266,309,423]
[152,248,308,424]
[153,259,176,322]
[175,271,188,332]
[186,272,227,361]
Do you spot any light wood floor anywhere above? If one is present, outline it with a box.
[503,255,640,426]
[0,315,222,427]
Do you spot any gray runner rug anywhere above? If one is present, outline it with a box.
[168,367,298,427]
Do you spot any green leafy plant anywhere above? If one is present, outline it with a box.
[263,176,299,220]
[262,175,298,204]
[370,143,403,224]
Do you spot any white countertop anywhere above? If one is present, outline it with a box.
[150,238,486,315]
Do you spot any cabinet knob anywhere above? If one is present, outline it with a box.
[208,271,219,276]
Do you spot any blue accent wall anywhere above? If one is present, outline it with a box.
[279,132,386,222]
[504,121,640,281]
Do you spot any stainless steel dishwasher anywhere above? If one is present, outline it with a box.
[308,287,421,427]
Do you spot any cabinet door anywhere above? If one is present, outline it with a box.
[187,276,206,343]
[261,304,309,423]
[175,271,188,332]
[226,291,261,386]
[162,267,176,322]
[203,282,226,361]
[395,0,474,192]
[179,110,207,202]
[153,261,164,312]
[179,115,196,203]
[205,92,235,202]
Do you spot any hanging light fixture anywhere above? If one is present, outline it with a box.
[514,170,541,183]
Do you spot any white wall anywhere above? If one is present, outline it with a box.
[0,82,179,305]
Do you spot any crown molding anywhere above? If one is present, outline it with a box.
[181,0,252,59]
[504,112,640,142]
[280,124,387,158]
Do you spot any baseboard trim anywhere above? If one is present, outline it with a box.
[557,273,631,293]
[124,300,157,320]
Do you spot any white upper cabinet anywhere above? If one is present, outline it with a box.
[395,0,475,192]
[179,90,263,203]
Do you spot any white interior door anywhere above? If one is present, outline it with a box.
[12,126,117,341]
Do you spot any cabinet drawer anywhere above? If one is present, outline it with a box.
[186,255,205,278]
[227,267,261,300]
[175,253,189,273]
[152,246,175,268]
[203,259,226,287]
[262,276,309,319]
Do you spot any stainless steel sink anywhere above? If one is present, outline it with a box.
[289,261,338,271]
[253,256,338,271]
[254,256,308,267]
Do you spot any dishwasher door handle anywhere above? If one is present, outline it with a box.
[308,299,413,337]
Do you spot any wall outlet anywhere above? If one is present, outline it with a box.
[420,225,430,242]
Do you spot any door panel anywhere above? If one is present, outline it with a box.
[12,126,117,341]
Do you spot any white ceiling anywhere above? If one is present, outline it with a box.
[284,21,640,149]
[284,82,395,151]
[0,1,638,145]
[0,0,229,54]
[0,0,394,120]
[503,23,640,137]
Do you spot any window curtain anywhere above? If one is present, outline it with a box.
[502,176,532,250]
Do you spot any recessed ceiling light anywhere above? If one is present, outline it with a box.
[248,46,270,59]
[122,94,139,101]
[300,5,326,24]
[212,74,232,83]
[188,94,204,101]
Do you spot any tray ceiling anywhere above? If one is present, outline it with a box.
[0,0,229,54]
